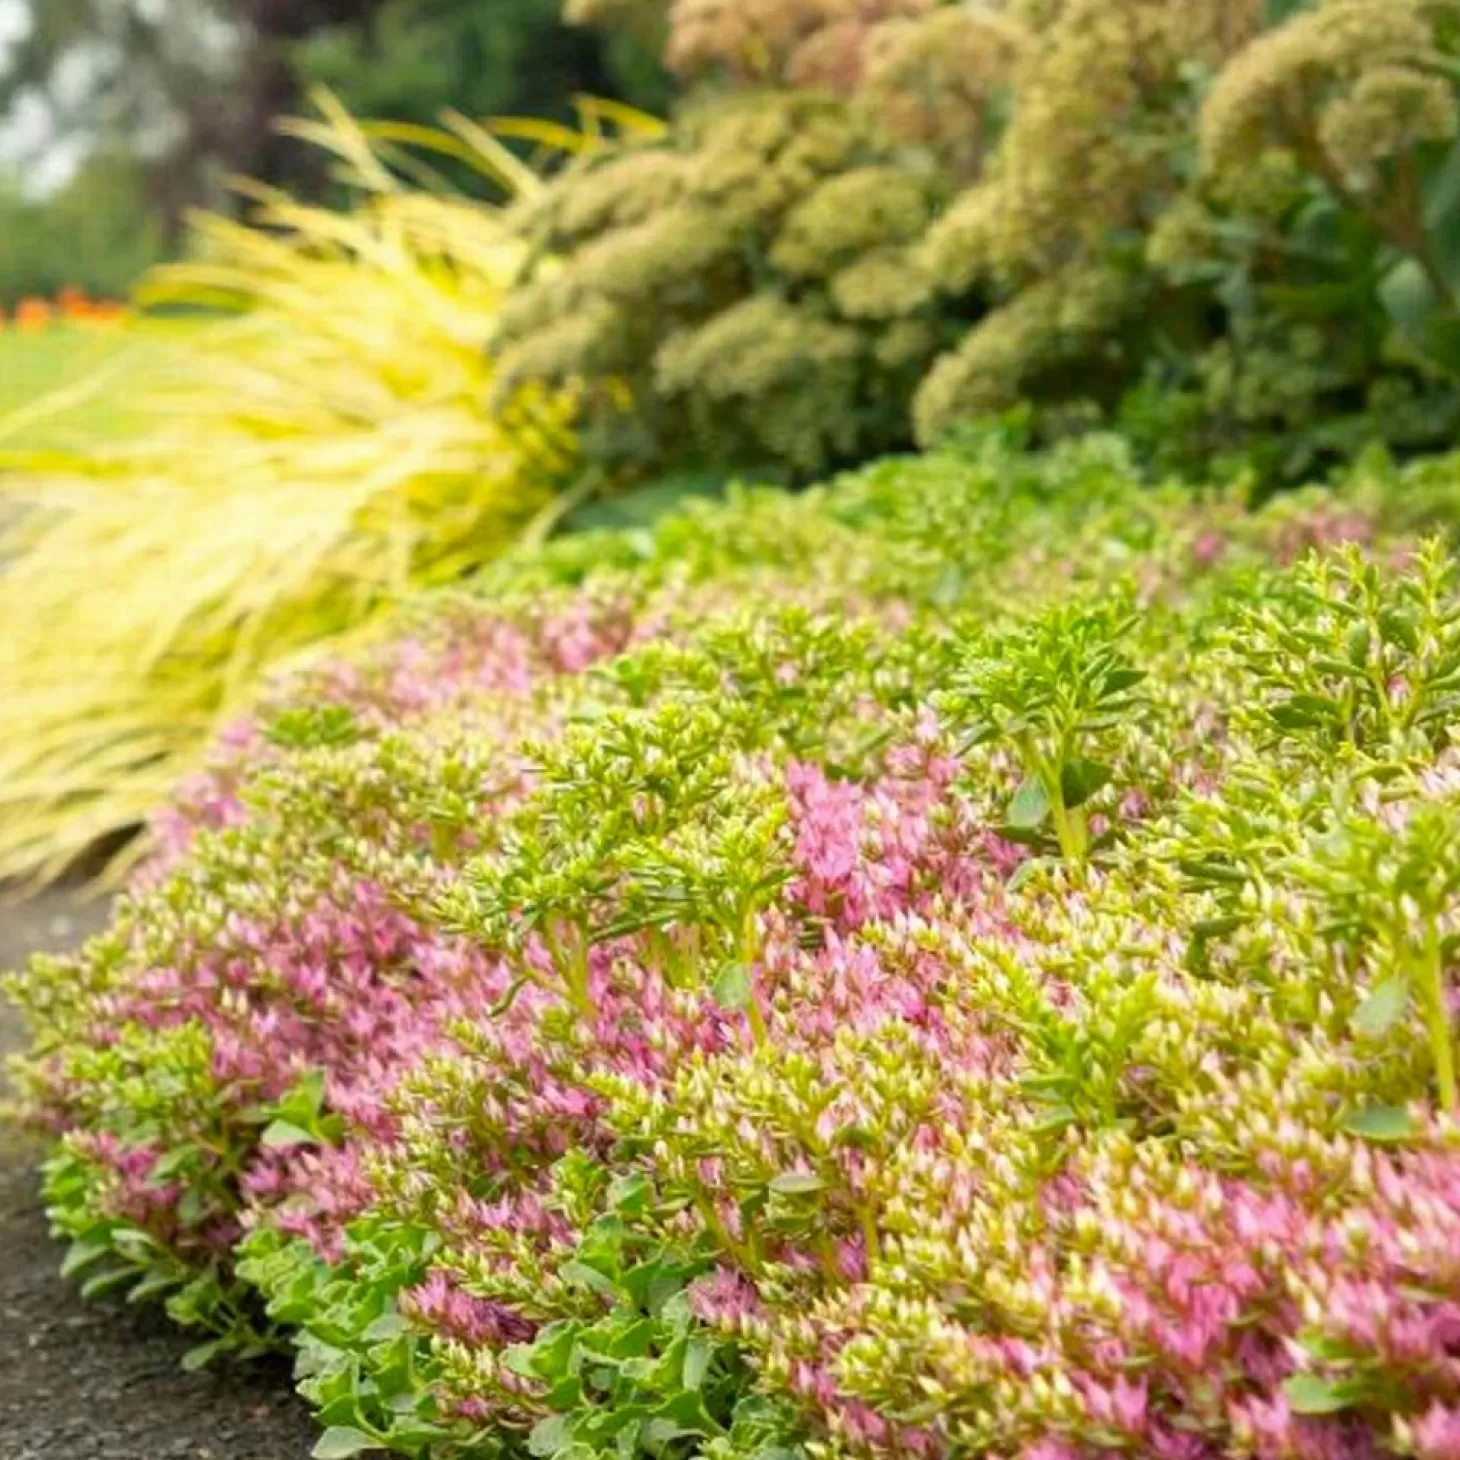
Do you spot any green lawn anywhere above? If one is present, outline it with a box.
[0,326,173,453]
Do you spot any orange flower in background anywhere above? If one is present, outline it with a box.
[0,292,128,328]
[13,298,53,331]
[81,300,127,326]
[57,286,90,319]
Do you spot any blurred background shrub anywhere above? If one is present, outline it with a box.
[10,0,1460,490]
[515,0,1460,489]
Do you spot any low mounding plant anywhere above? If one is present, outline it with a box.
[13,429,1460,1460]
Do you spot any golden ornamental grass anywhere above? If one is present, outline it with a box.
[0,93,658,890]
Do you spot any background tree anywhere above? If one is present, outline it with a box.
[292,0,670,138]
[0,0,667,237]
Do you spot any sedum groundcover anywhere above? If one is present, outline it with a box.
[10,430,1460,1460]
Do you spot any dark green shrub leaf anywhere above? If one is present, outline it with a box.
[1380,259,1437,344]
[1061,757,1112,810]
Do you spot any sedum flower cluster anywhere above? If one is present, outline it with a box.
[563,0,1019,111]
[494,90,956,480]
[14,432,1460,1460]
[889,0,1460,462]
[497,2,1029,483]
[547,0,1460,484]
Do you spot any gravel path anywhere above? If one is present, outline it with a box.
[0,891,318,1460]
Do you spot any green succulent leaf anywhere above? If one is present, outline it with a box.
[1008,775,1052,829]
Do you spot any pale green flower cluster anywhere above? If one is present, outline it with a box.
[550,0,1460,477]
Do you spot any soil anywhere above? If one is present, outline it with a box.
[0,890,318,1460]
